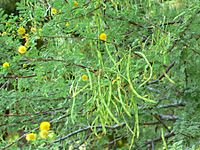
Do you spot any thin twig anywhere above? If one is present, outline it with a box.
[52,123,126,143]
[0,74,37,79]
[153,114,171,133]
[145,131,175,145]
[157,103,185,109]
[147,61,175,85]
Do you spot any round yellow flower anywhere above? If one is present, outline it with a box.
[18,45,27,54]
[81,75,88,81]
[2,62,10,68]
[40,122,50,131]
[26,133,37,141]
[51,7,58,15]
[18,27,26,35]
[74,1,79,7]
[99,33,107,41]
[39,130,48,139]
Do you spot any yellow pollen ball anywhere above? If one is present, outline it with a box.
[74,1,79,7]
[26,133,37,141]
[18,27,26,35]
[51,8,58,15]
[18,46,27,54]
[99,33,107,41]
[2,62,10,68]
[39,130,48,139]
[40,122,50,131]
[81,75,88,81]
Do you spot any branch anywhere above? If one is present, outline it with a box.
[0,74,37,79]
[139,102,185,110]
[0,105,68,117]
[145,131,175,145]
[153,114,171,133]
[147,61,175,85]
[157,103,185,109]
[105,15,144,28]
[158,114,178,121]
[141,121,161,126]
[52,123,126,143]
[21,58,97,73]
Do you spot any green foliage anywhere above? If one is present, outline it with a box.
[0,0,200,149]
[0,0,20,14]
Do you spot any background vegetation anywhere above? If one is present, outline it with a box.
[0,0,200,149]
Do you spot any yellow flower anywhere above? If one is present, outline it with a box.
[26,133,37,141]
[65,22,70,27]
[18,45,27,54]
[39,130,48,139]
[31,27,37,33]
[2,62,10,68]
[51,7,58,15]
[81,75,88,81]
[18,27,26,35]
[74,1,78,7]
[99,33,107,41]
[40,122,50,131]
[19,17,23,21]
